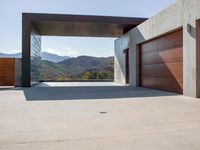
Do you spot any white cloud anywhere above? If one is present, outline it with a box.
[43,47,79,57]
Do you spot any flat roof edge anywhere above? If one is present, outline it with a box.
[22,13,148,24]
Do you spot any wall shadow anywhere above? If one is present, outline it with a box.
[22,86,178,101]
[0,86,17,91]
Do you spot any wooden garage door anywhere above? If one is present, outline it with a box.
[0,58,15,86]
[139,29,183,94]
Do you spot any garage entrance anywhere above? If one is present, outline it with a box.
[139,29,183,94]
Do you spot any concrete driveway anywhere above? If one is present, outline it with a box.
[0,85,200,150]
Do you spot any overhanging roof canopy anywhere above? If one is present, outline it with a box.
[23,13,147,37]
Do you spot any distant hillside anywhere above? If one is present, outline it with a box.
[58,56,114,76]
[0,52,70,62]
[0,51,114,80]
[41,52,70,63]
[41,60,72,80]
[41,56,114,80]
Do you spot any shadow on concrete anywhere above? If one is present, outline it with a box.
[22,86,178,101]
[0,86,20,91]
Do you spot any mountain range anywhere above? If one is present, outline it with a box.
[0,52,70,63]
[41,56,114,80]
[0,51,114,80]
[41,52,70,63]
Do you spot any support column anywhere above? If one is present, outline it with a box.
[22,15,31,87]
[183,21,199,98]
[196,20,200,97]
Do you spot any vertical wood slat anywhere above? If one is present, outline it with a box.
[0,58,15,86]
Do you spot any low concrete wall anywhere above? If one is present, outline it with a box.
[114,0,200,97]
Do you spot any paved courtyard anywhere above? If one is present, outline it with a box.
[0,85,200,150]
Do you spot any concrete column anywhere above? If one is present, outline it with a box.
[22,16,31,87]
[182,22,197,97]
[15,59,22,87]
[129,28,146,87]
[114,35,129,84]
[128,46,137,86]
[181,0,200,98]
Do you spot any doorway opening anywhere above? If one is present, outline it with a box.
[38,36,117,87]
[124,49,130,84]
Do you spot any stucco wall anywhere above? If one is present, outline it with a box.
[114,0,200,97]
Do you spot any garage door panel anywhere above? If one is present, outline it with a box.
[158,47,183,63]
[141,40,158,54]
[141,64,157,77]
[158,38,182,50]
[140,77,158,89]
[157,77,183,93]
[158,30,183,50]
[141,51,158,65]
[140,29,183,94]
[158,62,183,78]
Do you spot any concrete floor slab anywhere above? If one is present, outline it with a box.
[0,86,200,149]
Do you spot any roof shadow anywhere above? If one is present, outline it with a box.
[22,86,178,101]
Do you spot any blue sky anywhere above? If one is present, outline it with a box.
[0,0,175,57]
